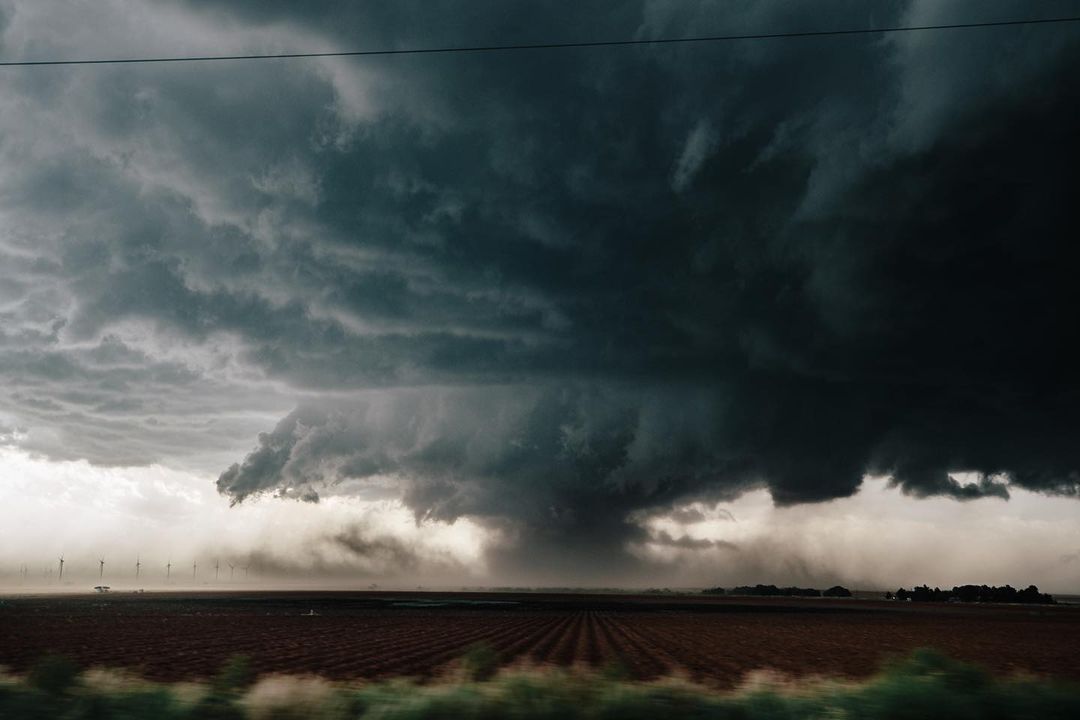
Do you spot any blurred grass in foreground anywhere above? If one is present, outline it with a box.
[2,649,1079,719]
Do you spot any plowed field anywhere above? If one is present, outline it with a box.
[1,592,1078,687]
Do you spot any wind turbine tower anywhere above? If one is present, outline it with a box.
[136,555,141,580]
[227,562,234,581]
[99,557,105,579]
[193,559,197,579]
[166,560,172,581]
[58,555,64,581]
[214,559,220,581]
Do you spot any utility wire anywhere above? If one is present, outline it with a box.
[1,16,1078,68]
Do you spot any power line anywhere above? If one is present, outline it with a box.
[1,16,1079,68]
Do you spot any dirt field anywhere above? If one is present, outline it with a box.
[1,592,1077,687]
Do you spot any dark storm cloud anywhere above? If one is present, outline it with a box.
[2,1,1079,577]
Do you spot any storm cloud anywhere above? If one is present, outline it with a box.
[2,1,1079,579]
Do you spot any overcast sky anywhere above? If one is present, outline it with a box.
[1,1,1079,591]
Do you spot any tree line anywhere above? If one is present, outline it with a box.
[701,583,1056,604]
[887,584,1054,604]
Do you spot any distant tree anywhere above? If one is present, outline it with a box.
[823,585,852,598]
[893,584,1053,604]
[701,586,726,595]
[1016,585,1055,604]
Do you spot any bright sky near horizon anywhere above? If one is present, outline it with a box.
[3,447,1078,592]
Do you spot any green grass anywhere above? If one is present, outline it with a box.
[2,649,1078,719]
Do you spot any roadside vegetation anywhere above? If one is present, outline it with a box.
[1,649,1078,719]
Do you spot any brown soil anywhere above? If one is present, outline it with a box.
[1,591,1077,688]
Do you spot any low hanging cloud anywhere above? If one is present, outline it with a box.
[648,530,737,552]
[233,525,469,582]
[218,386,733,528]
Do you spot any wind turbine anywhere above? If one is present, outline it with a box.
[193,559,197,579]
[227,562,234,581]
[136,555,141,580]
[58,555,64,581]
[166,559,172,581]
[242,564,250,579]
[214,559,220,581]
[98,557,105,579]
